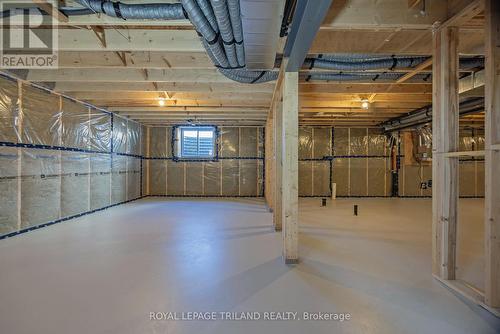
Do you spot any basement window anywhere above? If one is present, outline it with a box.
[177,126,216,159]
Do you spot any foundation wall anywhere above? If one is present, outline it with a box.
[143,126,264,197]
[0,75,144,238]
[298,126,484,198]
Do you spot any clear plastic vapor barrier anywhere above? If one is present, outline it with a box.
[297,126,485,198]
[298,127,391,197]
[0,75,144,237]
[143,126,264,197]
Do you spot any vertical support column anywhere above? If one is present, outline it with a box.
[87,107,91,210]
[282,71,299,264]
[432,26,459,280]
[264,114,274,210]
[16,80,23,232]
[273,92,283,232]
[146,126,150,195]
[484,0,500,308]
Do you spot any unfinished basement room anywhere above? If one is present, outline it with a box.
[0,0,499,333]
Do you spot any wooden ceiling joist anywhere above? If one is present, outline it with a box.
[32,0,68,22]
[12,0,484,127]
[53,82,275,94]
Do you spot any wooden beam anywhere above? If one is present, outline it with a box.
[321,0,448,30]
[432,26,459,280]
[396,58,433,83]
[110,106,268,112]
[439,0,484,30]
[443,150,485,157]
[69,91,272,101]
[281,71,299,264]
[368,57,433,102]
[91,99,269,107]
[56,51,212,69]
[484,0,500,309]
[54,82,274,93]
[22,29,204,52]
[408,0,423,10]
[32,0,68,22]
[21,68,232,83]
[300,83,432,94]
[310,29,484,55]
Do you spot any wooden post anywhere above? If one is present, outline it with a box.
[264,113,275,211]
[432,26,459,280]
[282,71,299,264]
[273,93,283,232]
[484,0,500,308]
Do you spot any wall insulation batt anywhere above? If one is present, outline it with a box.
[0,75,144,238]
[295,126,484,198]
[143,126,264,197]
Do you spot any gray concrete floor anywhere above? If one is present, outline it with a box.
[0,198,498,334]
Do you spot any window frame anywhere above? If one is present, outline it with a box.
[173,125,218,161]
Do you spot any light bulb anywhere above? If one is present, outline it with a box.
[158,99,165,106]
[361,100,369,110]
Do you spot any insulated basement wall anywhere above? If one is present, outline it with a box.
[298,127,484,198]
[0,75,145,238]
[143,126,264,197]
[299,127,391,197]
[398,129,484,197]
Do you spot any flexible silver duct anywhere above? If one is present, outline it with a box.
[44,0,279,83]
[196,0,218,31]
[304,56,484,71]
[181,0,229,68]
[306,72,431,82]
[219,68,279,84]
[210,0,238,68]
[303,56,429,71]
[182,0,278,83]
[73,0,186,19]
[227,0,245,67]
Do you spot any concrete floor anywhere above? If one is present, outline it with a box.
[0,198,498,334]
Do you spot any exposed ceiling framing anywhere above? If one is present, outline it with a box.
[0,0,485,126]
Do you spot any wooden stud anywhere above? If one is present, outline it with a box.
[273,89,283,232]
[439,0,484,30]
[16,81,23,232]
[281,71,299,264]
[484,0,500,309]
[432,26,459,280]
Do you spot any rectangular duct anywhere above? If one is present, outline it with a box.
[240,0,286,70]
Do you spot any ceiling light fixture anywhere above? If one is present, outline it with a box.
[361,99,370,110]
[158,98,165,106]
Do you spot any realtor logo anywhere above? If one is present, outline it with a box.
[0,0,58,68]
